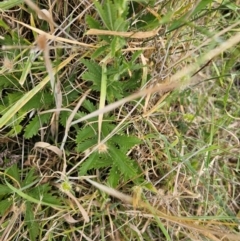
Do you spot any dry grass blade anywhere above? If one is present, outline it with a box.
[170,29,240,82]
[34,142,62,158]
[24,0,55,29]
[60,90,91,150]
[1,1,239,240]
[58,186,90,223]
[85,179,240,241]
[70,29,240,126]
[71,82,179,126]
[85,178,133,203]
[3,16,96,48]
[36,34,62,138]
[86,27,162,39]
[169,20,240,69]
[1,204,24,240]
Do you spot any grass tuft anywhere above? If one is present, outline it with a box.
[0,0,239,240]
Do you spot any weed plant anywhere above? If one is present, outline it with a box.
[0,0,239,240]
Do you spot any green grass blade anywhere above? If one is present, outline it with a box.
[4,176,64,210]
[19,50,36,86]
[190,0,214,17]
[0,0,24,10]
[0,54,77,129]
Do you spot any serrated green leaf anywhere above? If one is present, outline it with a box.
[76,125,96,143]
[41,193,62,206]
[42,92,54,106]
[101,122,116,136]
[94,0,129,30]
[76,137,97,152]
[79,152,112,175]
[0,184,12,196]
[81,59,102,89]
[59,111,71,127]
[106,81,124,102]
[24,113,51,139]
[82,99,97,112]
[21,93,47,112]
[8,92,24,105]
[109,145,139,180]
[60,110,85,127]
[7,124,23,136]
[107,164,120,187]
[85,15,102,29]
[28,183,61,206]
[94,0,113,30]
[112,135,141,152]
[62,88,79,105]
[33,182,51,192]
[113,17,128,31]
[6,164,20,183]
[79,152,98,175]
[82,72,101,87]
[0,74,21,88]
[81,59,101,75]
[0,199,13,215]
[76,120,117,151]
[91,45,109,59]
[21,168,37,187]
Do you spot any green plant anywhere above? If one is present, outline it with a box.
[0,165,63,241]
[0,0,240,240]
[69,0,147,186]
[75,105,142,187]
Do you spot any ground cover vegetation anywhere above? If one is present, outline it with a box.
[0,0,239,240]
